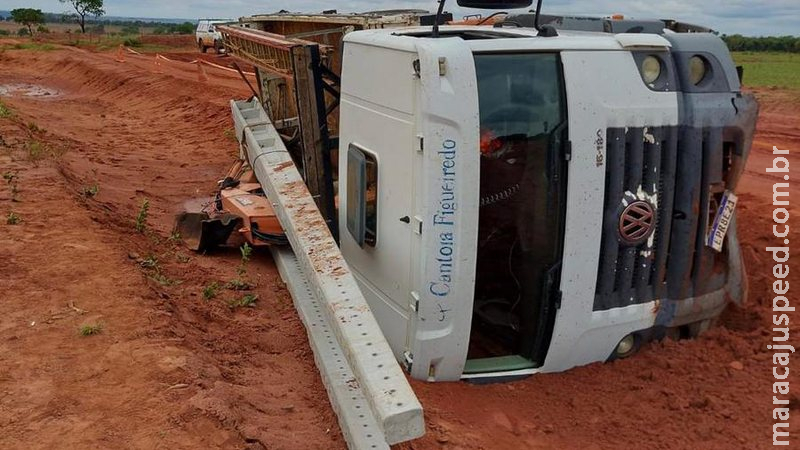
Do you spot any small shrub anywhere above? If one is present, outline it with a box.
[222,128,236,142]
[226,279,253,291]
[0,101,12,118]
[10,182,20,202]
[203,282,221,300]
[82,184,99,198]
[149,273,177,286]
[6,212,21,225]
[121,25,140,35]
[26,140,48,161]
[123,37,141,47]
[36,25,49,34]
[0,30,9,36]
[17,28,29,37]
[79,324,103,336]
[135,198,150,233]
[27,122,42,133]
[139,254,159,270]
[238,243,252,277]
[229,294,258,309]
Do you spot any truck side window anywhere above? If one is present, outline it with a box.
[347,144,378,248]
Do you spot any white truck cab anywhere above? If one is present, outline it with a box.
[338,24,757,382]
[196,19,233,53]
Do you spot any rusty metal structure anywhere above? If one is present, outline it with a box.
[218,11,438,241]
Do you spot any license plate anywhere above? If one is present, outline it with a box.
[706,191,738,252]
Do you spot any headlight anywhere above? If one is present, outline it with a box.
[641,56,662,84]
[689,56,708,85]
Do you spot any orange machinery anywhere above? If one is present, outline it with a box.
[174,160,286,251]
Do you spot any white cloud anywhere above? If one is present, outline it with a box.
[1,0,798,35]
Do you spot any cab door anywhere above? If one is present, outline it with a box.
[406,39,481,382]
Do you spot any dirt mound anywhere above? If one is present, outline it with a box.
[141,34,196,48]
[0,44,342,449]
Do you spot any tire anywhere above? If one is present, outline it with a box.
[214,40,223,54]
[198,39,207,53]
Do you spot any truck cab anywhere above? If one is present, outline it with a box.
[338,25,758,381]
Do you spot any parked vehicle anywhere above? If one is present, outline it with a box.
[195,19,233,53]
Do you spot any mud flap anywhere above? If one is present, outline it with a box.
[174,212,242,252]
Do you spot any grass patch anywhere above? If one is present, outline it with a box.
[223,128,236,142]
[732,52,800,91]
[6,212,21,225]
[0,101,12,119]
[26,140,49,161]
[138,254,180,287]
[229,294,258,309]
[123,37,142,48]
[203,282,221,301]
[0,42,57,52]
[226,279,253,291]
[67,36,171,53]
[4,172,20,202]
[82,184,99,198]
[139,254,160,270]
[79,323,103,336]
[238,243,252,277]
[24,140,63,162]
[149,272,178,287]
[135,198,150,233]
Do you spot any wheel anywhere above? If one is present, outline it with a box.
[198,39,207,53]
[213,40,223,54]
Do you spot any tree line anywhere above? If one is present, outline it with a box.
[4,1,195,36]
[720,35,800,53]
[5,7,195,36]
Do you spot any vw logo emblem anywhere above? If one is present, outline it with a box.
[619,201,656,245]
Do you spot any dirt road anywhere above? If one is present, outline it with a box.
[0,43,797,449]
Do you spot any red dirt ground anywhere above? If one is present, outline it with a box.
[0,42,797,449]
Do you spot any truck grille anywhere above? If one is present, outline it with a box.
[594,126,730,312]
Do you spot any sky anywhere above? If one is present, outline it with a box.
[1,0,798,36]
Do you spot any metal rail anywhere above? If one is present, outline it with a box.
[231,98,424,446]
[218,25,333,77]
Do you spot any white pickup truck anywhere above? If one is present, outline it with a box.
[196,19,233,53]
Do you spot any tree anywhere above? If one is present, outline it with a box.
[10,8,44,36]
[60,0,105,34]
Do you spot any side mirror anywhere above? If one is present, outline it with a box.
[456,0,533,8]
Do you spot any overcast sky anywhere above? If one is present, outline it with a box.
[2,0,798,36]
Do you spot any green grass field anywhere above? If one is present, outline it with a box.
[732,52,800,91]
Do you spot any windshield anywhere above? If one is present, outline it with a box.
[470,53,567,364]
[476,53,563,143]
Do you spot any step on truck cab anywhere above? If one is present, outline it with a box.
[338,9,758,382]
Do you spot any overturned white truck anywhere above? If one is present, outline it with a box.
[213,0,759,447]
